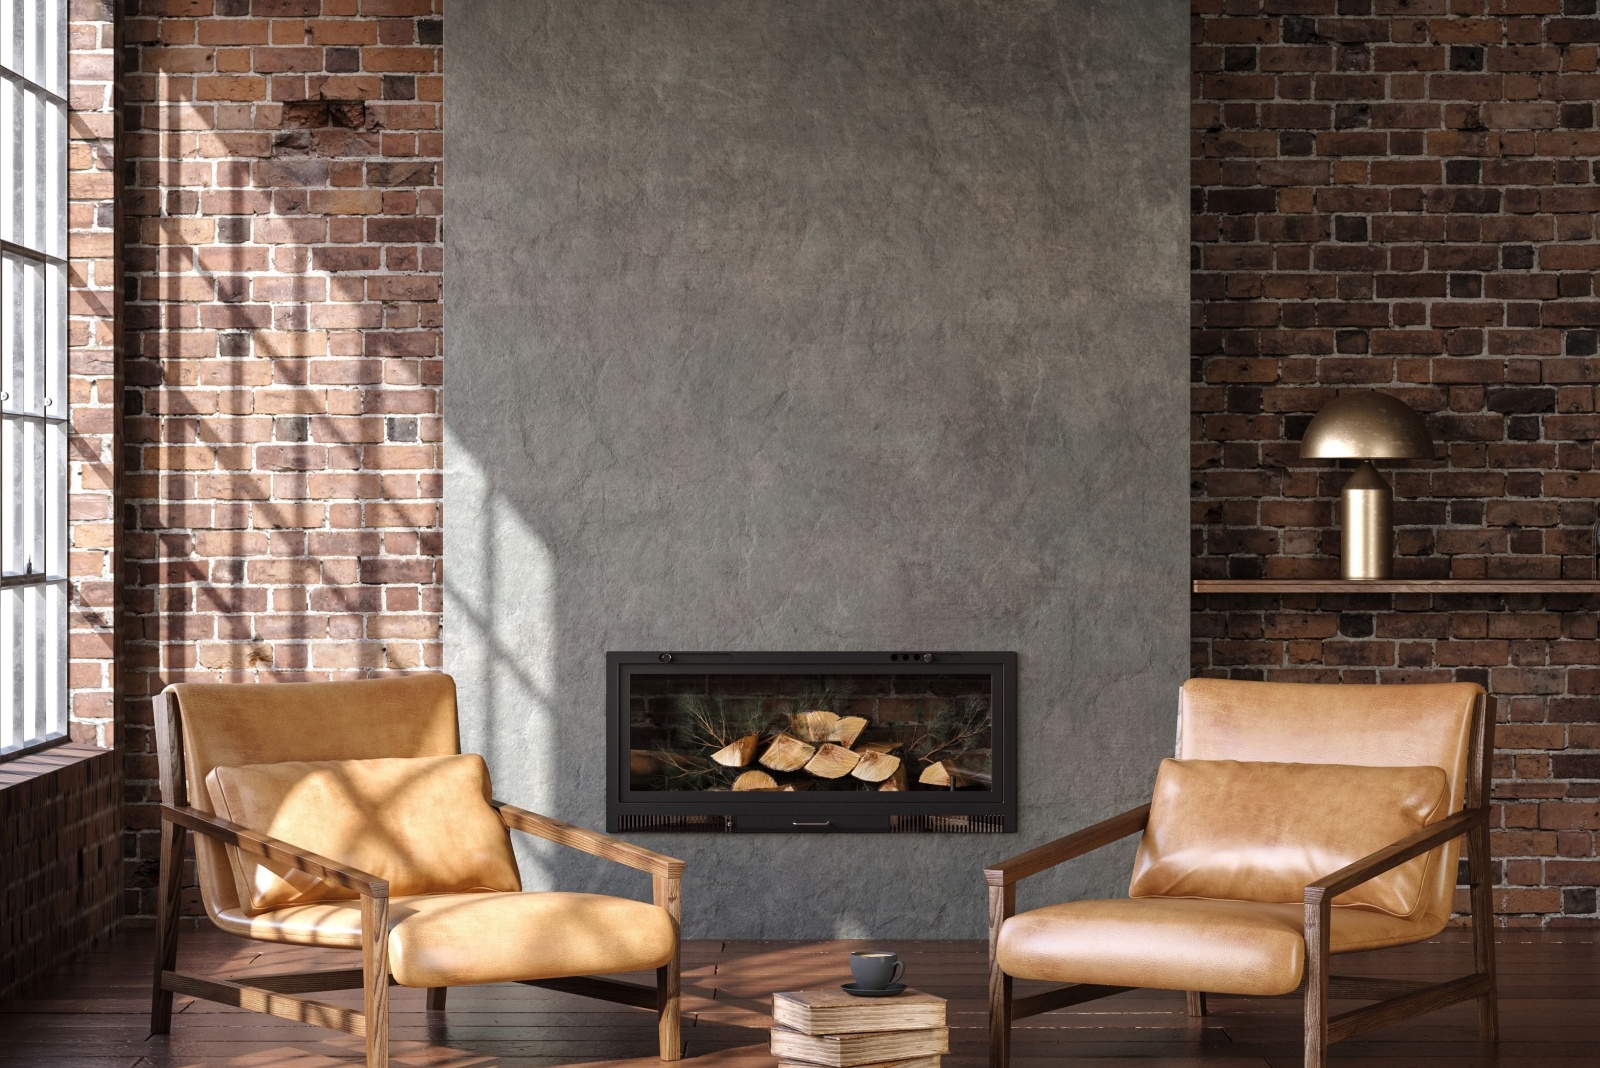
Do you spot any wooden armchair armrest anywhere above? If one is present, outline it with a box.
[492,801,686,881]
[1306,806,1488,902]
[161,804,389,898]
[984,803,1150,887]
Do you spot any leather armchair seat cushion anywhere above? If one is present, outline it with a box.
[1128,758,1449,917]
[205,754,521,912]
[212,891,678,987]
[996,898,1444,996]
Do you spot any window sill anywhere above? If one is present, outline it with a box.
[0,742,112,791]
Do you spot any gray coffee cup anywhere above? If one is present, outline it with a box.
[850,950,905,990]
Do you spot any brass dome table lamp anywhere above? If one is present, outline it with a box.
[1300,392,1434,580]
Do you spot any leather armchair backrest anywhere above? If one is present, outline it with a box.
[1174,678,1481,925]
[168,674,462,920]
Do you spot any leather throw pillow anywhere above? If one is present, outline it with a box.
[1128,758,1450,917]
[205,753,521,913]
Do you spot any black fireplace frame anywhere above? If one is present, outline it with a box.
[606,650,1018,833]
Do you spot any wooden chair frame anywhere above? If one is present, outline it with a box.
[984,694,1498,1068]
[148,688,685,1068]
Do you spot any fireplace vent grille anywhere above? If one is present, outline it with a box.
[614,814,733,832]
[889,814,1007,834]
[612,813,1008,834]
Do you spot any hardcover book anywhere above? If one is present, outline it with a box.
[770,1024,949,1068]
[771,988,946,1035]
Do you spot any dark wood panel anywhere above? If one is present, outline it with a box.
[0,929,1594,1066]
[1192,579,1600,595]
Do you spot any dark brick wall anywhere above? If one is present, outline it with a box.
[0,747,121,999]
[1192,2,1600,924]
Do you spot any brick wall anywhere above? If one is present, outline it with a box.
[1193,1,1600,924]
[0,747,120,999]
[68,0,121,749]
[119,0,444,919]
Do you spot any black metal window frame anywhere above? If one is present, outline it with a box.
[2,0,70,760]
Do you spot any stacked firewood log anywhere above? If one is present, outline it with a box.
[711,710,989,792]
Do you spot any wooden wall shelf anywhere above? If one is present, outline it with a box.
[1193,579,1600,595]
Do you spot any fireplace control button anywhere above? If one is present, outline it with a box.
[921,652,934,662]
[658,653,673,662]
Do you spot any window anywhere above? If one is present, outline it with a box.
[2,0,68,757]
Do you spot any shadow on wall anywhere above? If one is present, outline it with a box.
[444,449,558,889]
[126,61,438,684]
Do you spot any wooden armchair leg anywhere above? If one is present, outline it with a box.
[988,957,1012,1068]
[657,955,681,1060]
[1303,894,1330,1068]
[1468,821,1499,1042]
[150,822,185,1035]
[362,894,390,1068]
[988,883,1015,1068]
[425,987,447,1012]
[653,873,682,1060]
[1186,990,1208,1018]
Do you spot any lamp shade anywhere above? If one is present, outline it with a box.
[1299,391,1433,460]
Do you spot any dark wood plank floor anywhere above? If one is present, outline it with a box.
[2,927,1596,1066]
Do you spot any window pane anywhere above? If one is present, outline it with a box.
[3,252,47,413]
[0,1,13,78]
[0,80,60,254]
[1,585,18,751]
[1,254,63,577]
[0,581,65,754]
[1,75,15,246]
[0,416,45,576]
[1,0,63,96]
[45,0,66,99]
[1,415,18,573]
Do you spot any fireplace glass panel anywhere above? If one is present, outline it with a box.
[628,671,993,794]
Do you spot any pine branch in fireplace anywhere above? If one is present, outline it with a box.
[905,696,992,787]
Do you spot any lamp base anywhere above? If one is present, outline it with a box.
[1341,461,1394,580]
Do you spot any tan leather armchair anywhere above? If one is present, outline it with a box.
[149,674,684,1067]
[985,679,1496,1068]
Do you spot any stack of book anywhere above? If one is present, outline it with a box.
[770,988,948,1068]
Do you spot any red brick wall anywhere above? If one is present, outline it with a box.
[68,0,121,749]
[118,0,444,918]
[1193,2,1600,924]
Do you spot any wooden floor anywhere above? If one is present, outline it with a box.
[2,927,1596,1066]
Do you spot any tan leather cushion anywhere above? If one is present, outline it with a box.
[387,891,677,987]
[209,891,678,987]
[1129,759,1449,917]
[205,754,521,913]
[996,897,1443,996]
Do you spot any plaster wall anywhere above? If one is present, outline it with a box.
[444,0,1189,937]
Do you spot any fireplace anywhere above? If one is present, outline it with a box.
[606,651,1017,833]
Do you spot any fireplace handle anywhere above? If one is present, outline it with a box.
[791,820,833,828]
